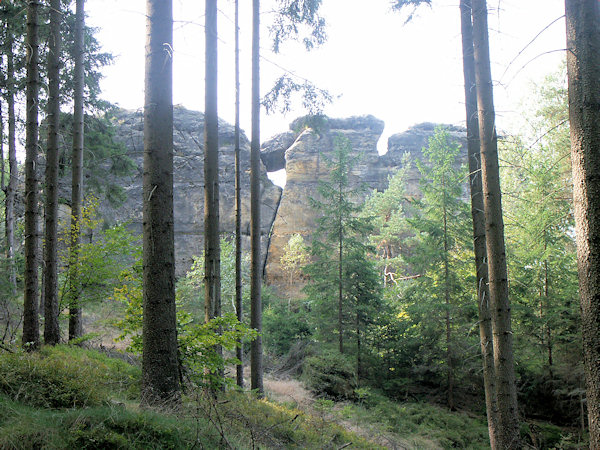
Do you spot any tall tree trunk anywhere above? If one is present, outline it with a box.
[565,0,600,443]
[544,259,553,369]
[5,24,17,297]
[356,308,361,381]
[1,98,4,194]
[234,0,244,389]
[459,0,498,445]
[141,0,180,405]
[338,189,344,354]
[204,0,223,387]
[250,0,264,396]
[44,0,62,345]
[471,0,520,447]
[23,0,40,349]
[69,0,85,341]
[443,185,454,410]
[204,0,221,324]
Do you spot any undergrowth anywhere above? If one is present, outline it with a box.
[0,346,139,408]
[0,345,582,449]
[0,346,378,449]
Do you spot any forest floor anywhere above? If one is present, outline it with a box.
[0,344,585,449]
[264,375,428,449]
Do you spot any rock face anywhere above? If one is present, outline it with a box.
[103,107,466,282]
[261,118,467,286]
[381,122,469,199]
[105,107,281,276]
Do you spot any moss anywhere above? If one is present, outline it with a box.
[0,345,140,408]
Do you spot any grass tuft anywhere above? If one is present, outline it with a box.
[0,345,140,408]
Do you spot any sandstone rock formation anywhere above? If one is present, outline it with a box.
[262,118,467,286]
[99,107,466,283]
[105,106,281,276]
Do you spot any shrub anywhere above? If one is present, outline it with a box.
[302,350,356,399]
[263,300,311,356]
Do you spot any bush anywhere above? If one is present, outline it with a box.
[263,300,311,356]
[302,350,356,399]
[0,345,140,408]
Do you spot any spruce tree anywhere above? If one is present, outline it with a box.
[44,0,62,345]
[141,0,179,405]
[23,0,40,350]
[305,135,375,358]
[564,0,600,438]
[472,0,520,445]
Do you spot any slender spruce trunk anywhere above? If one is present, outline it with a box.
[544,259,553,369]
[204,0,223,388]
[356,308,361,381]
[459,0,498,445]
[564,0,600,443]
[442,183,454,410]
[5,25,17,297]
[1,98,4,194]
[471,0,520,446]
[68,0,85,341]
[204,0,221,325]
[250,0,264,396]
[141,0,180,405]
[23,0,40,350]
[44,0,62,345]
[338,183,344,354]
[234,0,244,389]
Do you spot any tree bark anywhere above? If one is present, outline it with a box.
[44,0,62,346]
[141,0,180,406]
[459,0,498,445]
[442,181,454,411]
[204,0,223,388]
[471,0,520,447]
[23,0,40,350]
[204,0,221,325]
[250,0,264,396]
[356,308,361,381]
[338,188,344,354]
[1,96,4,194]
[565,0,600,444]
[234,0,244,389]
[68,0,85,341]
[5,22,17,297]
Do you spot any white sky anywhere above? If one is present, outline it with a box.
[86,0,566,152]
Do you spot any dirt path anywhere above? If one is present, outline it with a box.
[264,375,421,450]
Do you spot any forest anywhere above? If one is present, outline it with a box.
[0,0,598,449]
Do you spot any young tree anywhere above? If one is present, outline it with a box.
[281,234,309,288]
[564,0,600,443]
[22,0,40,349]
[305,136,380,378]
[68,0,85,341]
[44,0,62,345]
[472,0,520,446]
[141,0,179,405]
[410,128,472,410]
[250,0,264,396]
[503,136,577,369]
[305,136,368,353]
[459,0,497,443]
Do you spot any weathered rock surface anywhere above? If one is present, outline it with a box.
[104,107,281,276]
[98,107,466,282]
[380,122,469,198]
[263,118,467,286]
